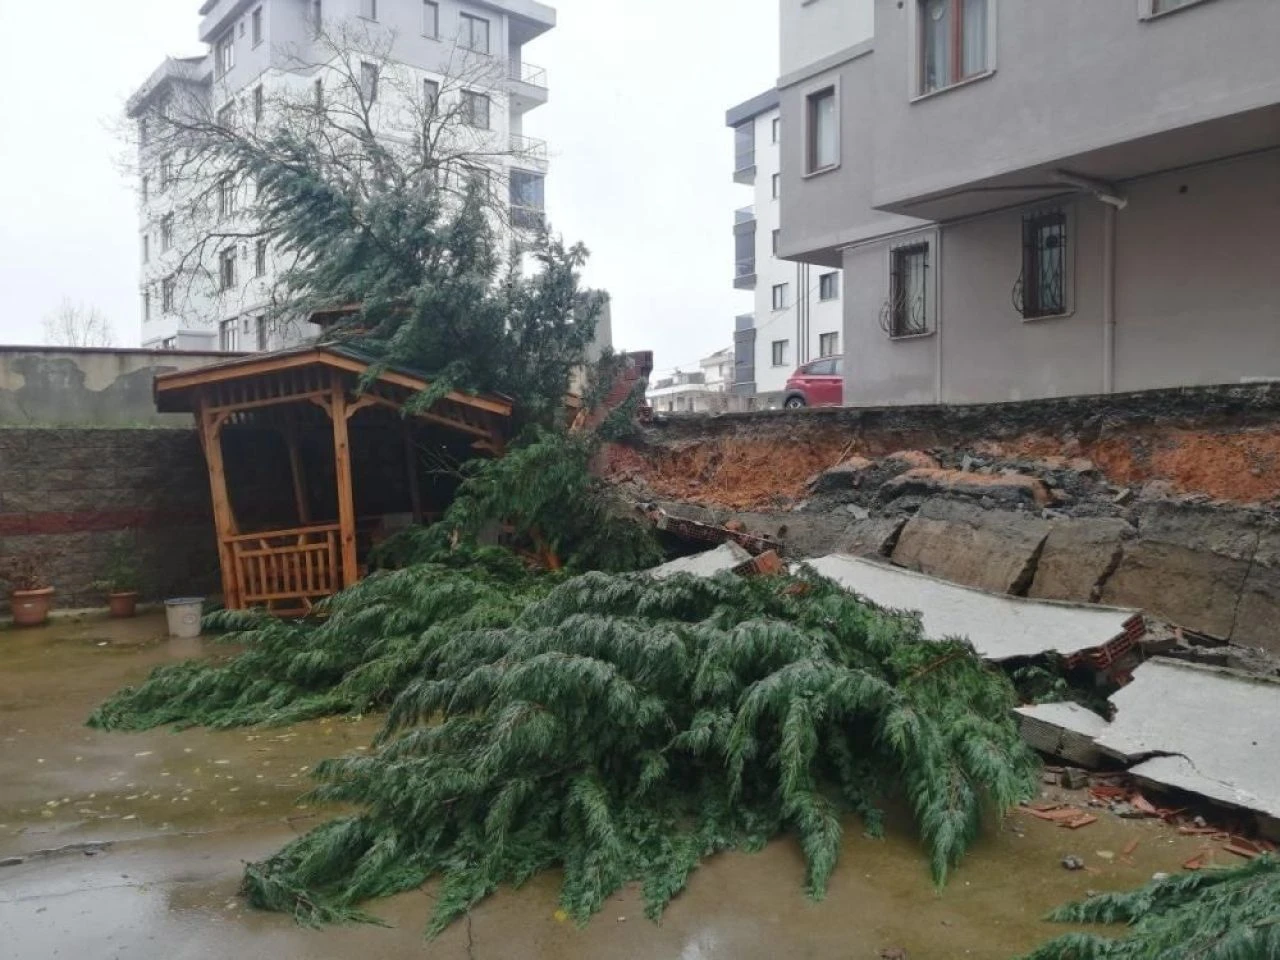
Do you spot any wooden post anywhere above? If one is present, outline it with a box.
[197,398,242,610]
[330,373,359,589]
[404,422,424,524]
[284,429,312,526]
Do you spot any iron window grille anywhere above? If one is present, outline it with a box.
[1014,209,1067,319]
[882,242,931,337]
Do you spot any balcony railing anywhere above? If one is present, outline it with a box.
[507,60,548,88]
[734,205,756,225]
[734,148,756,174]
[510,134,548,163]
[735,258,757,280]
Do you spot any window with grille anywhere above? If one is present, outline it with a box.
[1016,209,1067,319]
[771,340,789,367]
[819,272,839,301]
[462,91,490,128]
[162,277,176,313]
[461,14,490,54]
[219,248,237,291]
[819,332,840,358]
[919,0,989,95]
[886,243,931,337]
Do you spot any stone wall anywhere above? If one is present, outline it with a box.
[0,429,218,615]
[609,383,1280,655]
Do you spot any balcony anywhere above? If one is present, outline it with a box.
[734,125,756,185]
[734,206,757,290]
[510,134,549,172]
[735,205,756,225]
[506,58,549,114]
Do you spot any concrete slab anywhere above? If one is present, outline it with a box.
[1015,703,1110,767]
[807,554,1141,662]
[649,542,752,580]
[1095,658,1280,820]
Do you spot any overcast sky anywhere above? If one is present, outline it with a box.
[0,0,777,373]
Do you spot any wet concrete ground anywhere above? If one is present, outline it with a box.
[1,614,1212,960]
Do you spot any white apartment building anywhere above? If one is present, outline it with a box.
[128,0,555,352]
[727,89,843,407]
[648,347,734,414]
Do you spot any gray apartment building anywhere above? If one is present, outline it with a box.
[778,0,1280,406]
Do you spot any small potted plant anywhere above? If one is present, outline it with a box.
[93,537,142,619]
[1,554,54,628]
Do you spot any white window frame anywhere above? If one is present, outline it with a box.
[219,247,237,291]
[220,318,240,352]
[255,238,268,278]
[802,79,840,177]
[160,214,174,252]
[818,272,840,302]
[819,332,840,358]
[907,0,998,102]
[251,7,263,46]
[771,339,790,368]
[460,13,490,54]
[423,0,439,37]
[216,29,235,77]
[462,90,491,129]
[883,228,941,340]
[771,282,790,312]
[161,276,176,314]
[1139,0,1214,18]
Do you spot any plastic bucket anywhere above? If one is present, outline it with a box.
[165,598,204,639]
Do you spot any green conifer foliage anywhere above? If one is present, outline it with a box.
[1022,856,1280,959]
[233,569,1037,935]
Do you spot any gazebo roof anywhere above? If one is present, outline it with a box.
[154,343,512,445]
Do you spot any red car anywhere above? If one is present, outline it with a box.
[784,356,844,408]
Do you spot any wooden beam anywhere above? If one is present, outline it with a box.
[344,395,380,421]
[284,429,312,526]
[330,374,359,590]
[404,423,424,524]
[357,392,493,441]
[197,397,242,611]
[206,389,333,418]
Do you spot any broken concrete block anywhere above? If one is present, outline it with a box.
[1016,702,1110,767]
[834,517,906,558]
[891,498,1052,594]
[649,543,752,580]
[1102,540,1250,640]
[879,468,1050,508]
[809,456,875,493]
[1230,530,1280,655]
[1029,518,1134,603]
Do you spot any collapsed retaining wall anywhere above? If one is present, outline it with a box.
[608,383,1280,656]
[0,429,219,614]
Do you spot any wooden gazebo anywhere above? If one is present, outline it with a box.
[155,345,511,613]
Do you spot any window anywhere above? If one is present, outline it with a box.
[219,247,237,291]
[772,229,781,256]
[1017,209,1068,319]
[919,0,989,95]
[217,101,235,130]
[771,340,790,367]
[216,30,235,77]
[510,171,545,229]
[806,87,838,172]
[256,316,268,351]
[819,332,840,358]
[360,0,377,20]
[423,0,439,37]
[218,177,238,217]
[312,0,323,38]
[139,118,149,146]
[819,272,839,301]
[772,173,781,200]
[887,243,931,337]
[771,117,781,144]
[161,337,177,351]
[805,358,837,375]
[143,290,151,323]
[142,233,150,263]
[255,238,268,277]
[460,13,490,54]
[141,175,150,203]
[161,214,174,252]
[220,318,240,352]
[160,153,173,190]
[462,91,490,129]
[424,79,440,111]
[161,276,176,313]
[251,7,263,46]
[253,85,264,123]
[314,78,324,109]
[360,62,379,103]
[772,283,790,311]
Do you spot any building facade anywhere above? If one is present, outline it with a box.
[779,0,1280,406]
[727,90,843,408]
[128,0,555,351]
[648,347,734,414]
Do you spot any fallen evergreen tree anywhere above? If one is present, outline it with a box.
[236,569,1038,935]
[1020,856,1280,960]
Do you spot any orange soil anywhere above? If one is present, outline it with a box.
[608,425,1280,511]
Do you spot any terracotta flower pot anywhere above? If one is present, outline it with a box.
[10,587,54,627]
[108,592,141,619]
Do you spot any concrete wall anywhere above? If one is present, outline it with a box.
[868,0,1280,211]
[840,151,1280,406]
[779,0,874,78]
[0,348,237,427]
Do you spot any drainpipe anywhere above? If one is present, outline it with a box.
[1102,203,1117,395]
[934,230,944,404]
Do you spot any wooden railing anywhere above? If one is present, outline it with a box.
[226,524,341,609]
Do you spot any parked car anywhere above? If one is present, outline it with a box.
[783,356,844,408]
